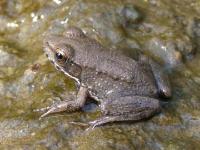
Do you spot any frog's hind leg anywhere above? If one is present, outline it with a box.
[139,55,172,98]
[89,96,161,128]
[39,86,88,119]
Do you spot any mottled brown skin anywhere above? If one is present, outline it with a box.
[41,27,171,128]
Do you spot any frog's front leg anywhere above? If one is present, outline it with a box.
[139,55,172,98]
[40,86,88,118]
[89,96,161,128]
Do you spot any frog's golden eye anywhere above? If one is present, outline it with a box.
[55,51,66,63]
[54,44,74,64]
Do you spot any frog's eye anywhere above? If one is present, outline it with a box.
[55,52,64,60]
[55,51,66,63]
[54,44,74,64]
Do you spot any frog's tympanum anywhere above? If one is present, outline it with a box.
[42,27,171,128]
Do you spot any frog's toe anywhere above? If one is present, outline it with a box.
[33,106,51,113]
[88,116,118,128]
[39,100,84,119]
[39,106,58,119]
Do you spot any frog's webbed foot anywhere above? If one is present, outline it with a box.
[88,96,161,128]
[39,86,88,119]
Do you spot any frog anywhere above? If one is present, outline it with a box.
[41,26,171,128]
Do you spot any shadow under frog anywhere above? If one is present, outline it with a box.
[41,27,171,128]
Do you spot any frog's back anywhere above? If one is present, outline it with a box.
[81,65,158,101]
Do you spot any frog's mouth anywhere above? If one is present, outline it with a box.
[43,41,81,85]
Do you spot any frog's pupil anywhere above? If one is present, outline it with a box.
[56,52,63,60]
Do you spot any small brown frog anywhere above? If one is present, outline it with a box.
[42,27,171,128]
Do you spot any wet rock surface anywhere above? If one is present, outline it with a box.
[0,0,200,149]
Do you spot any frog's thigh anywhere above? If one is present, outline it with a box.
[139,55,171,98]
[89,96,161,127]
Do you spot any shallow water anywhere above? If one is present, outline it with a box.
[0,0,200,149]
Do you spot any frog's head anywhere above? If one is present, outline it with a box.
[43,27,85,84]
